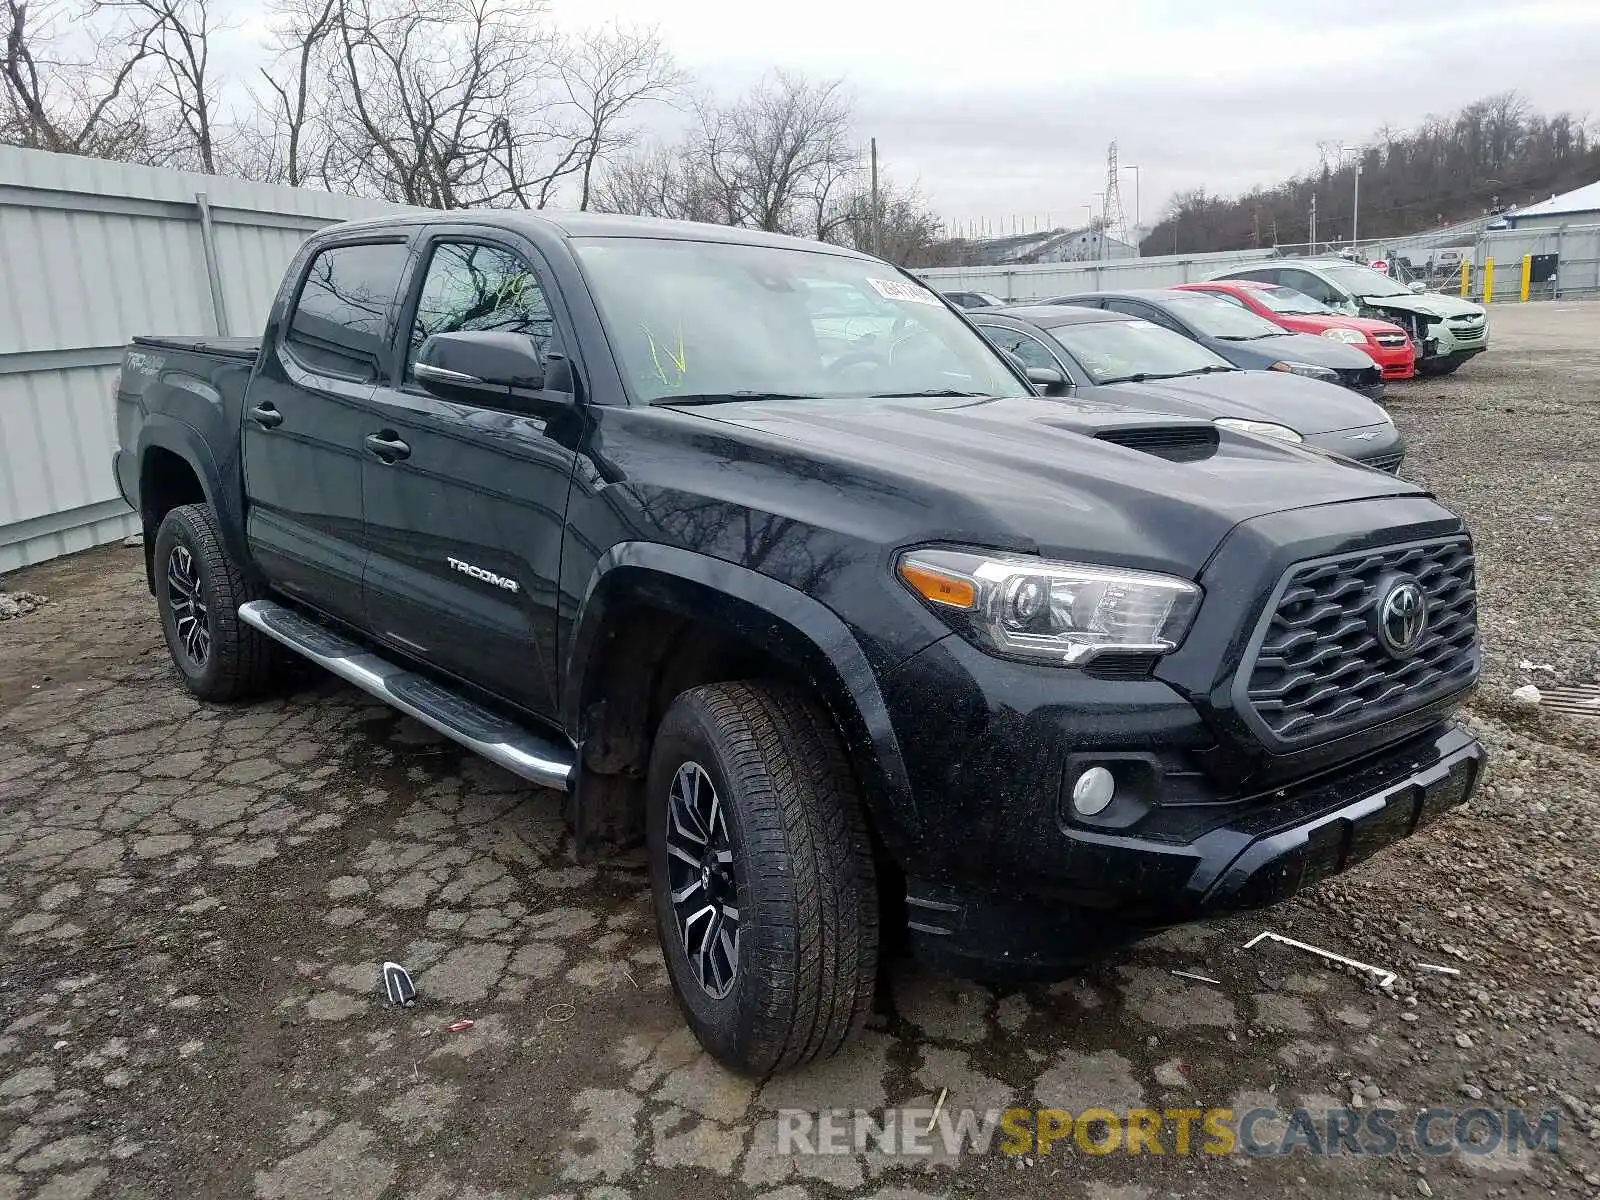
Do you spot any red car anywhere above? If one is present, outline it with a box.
[1176,280,1417,380]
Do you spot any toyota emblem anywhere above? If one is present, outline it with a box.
[1375,578,1428,658]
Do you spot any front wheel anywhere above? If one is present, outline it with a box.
[646,681,879,1075]
[1418,357,1463,376]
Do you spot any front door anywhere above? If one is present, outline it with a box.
[242,238,412,626]
[360,233,580,720]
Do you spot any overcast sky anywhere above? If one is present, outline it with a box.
[547,0,1600,233]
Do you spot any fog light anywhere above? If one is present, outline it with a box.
[1071,766,1115,816]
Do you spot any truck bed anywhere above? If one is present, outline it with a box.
[132,334,261,361]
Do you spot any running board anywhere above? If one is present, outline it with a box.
[237,599,575,791]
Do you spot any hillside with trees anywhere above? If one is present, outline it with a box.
[1144,93,1600,255]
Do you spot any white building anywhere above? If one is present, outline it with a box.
[1504,180,1600,230]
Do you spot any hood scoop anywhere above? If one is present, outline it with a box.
[1094,422,1221,463]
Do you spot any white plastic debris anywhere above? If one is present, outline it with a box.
[1416,963,1462,976]
[1245,931,1397,989]
[1517,660,1556,673]
[382,961,416,1006]
[1509,684,1543,709]
[1171,969,1222,985]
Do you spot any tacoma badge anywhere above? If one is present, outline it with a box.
[447,557,519,593]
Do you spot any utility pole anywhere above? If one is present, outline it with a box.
[1121,163,1141,255]
[1310,193,1317,250]
[869,138,881,258]
[1340,145,1361,250]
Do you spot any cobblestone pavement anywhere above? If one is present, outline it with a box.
[2,305,1599,1198]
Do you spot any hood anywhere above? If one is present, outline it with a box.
[1215,330,1376,369]
[1095,371,1390,436]
[1354,291,1484,320]
[643,394,1421,578]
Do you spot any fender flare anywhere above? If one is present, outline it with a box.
[134,417,252,575]
[565,542,920,839]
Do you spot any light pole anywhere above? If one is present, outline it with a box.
[1121,163,1141,252]
[1341,145,1361,249]
[1091,193,1105,260]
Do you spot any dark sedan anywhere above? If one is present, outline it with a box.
[1037,288,1385,399]
[974,305,1405,472]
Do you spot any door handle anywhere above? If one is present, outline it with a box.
[363,432,411,463]
[248,403,283,429]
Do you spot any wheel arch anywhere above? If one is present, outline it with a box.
[563,543,919,857]
[134,420,249,592]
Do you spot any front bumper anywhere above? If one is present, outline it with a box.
[902,721,1482,980]
[1306,424,1406,473]
[1366,342,1416,380]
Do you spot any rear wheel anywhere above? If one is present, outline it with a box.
[646,680,879,1075]
[153,504,281,702]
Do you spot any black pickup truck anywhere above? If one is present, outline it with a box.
[113,211,1484,1075]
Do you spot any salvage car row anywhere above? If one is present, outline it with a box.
[942,260,1491,471]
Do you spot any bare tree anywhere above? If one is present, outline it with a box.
[3,0,159,157]
[97,0,225,171]
[703,71,856,232]
[555,24,683,211]
[249,0,337,185]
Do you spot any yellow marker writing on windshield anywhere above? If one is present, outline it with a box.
[642,322,687,388]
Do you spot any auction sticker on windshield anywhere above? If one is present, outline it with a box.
[867,277,939,305]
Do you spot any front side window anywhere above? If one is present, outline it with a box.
[573,237,1029,404]
[407,241,555,377]
[287,241,410,379]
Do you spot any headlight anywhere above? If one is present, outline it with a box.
[1215,417,1304,444]
[897,549,1201,666]
[1268,360,1340,383]
[1321,328,1367,345]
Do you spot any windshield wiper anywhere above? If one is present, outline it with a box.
[656,391,816,407]
[870,388,990,398]
[1214,333,1280,341]
[1098,368,1228,383]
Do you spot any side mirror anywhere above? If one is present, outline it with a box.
[1026,366,1069,396]
[414,331,563,411]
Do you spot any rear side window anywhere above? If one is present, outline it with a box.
[286,242,409,380]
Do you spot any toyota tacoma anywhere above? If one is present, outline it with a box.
[112,212,1484,1075]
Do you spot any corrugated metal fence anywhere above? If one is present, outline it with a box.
[913,247,1279,302]
[0,146,407,572]
[1470,223,1600,302]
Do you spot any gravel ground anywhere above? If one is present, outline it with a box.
[1,302,1597,1199]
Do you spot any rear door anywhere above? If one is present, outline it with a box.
[243,237,412,625]
[360,230,579,720]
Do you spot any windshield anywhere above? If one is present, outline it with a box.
[1159,293,1285,339]
[1319,263,1412,298]
[1252,285,1334,316]
[573,238,1030,403]
[1049,318,1235,385]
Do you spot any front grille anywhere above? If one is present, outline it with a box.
[1364,452,1403,473]
[1336,366,1383,392]
[1374,333,1409,348]
[1241,538,1478,746]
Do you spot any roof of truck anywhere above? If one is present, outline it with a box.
[324,209,876,257]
